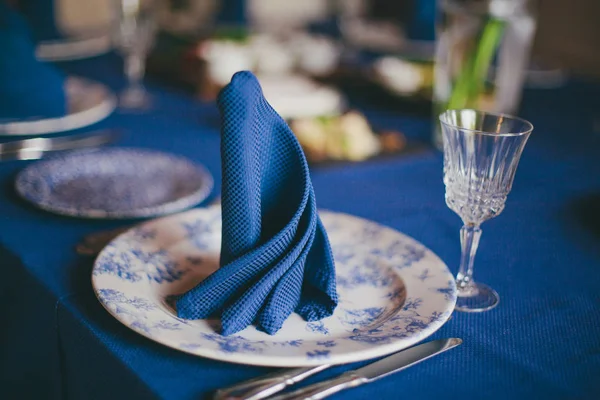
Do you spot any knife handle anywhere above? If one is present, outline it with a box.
[269,372,367,400]
[213,365,330,400]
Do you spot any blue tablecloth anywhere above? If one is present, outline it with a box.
[1,54,600,399]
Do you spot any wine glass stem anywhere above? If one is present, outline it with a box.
[125,53,145,90]
[456,223,482,293]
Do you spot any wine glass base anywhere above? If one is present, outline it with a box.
[454,282,499,312]
[118,87,153,112]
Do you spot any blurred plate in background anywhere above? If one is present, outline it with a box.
[0,76,116,136]
[36,34,112,61]
[15,148,213,219]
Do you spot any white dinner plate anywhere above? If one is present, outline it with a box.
[258,74,345,119]
[0,76,115,136]
[92,206,456,366]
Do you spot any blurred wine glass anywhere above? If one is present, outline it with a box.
[112,0,156,111]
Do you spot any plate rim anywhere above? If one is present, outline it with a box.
[91,206,457,366]
[0,76,116,136]
[36,34,112,62]
[14,147,214,219]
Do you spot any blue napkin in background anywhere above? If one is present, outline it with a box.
[0,1,66,119]
[176,71,338,336]
[18,0,63,42]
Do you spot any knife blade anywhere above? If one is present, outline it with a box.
[0,129,120,161]
[268,338,462,400]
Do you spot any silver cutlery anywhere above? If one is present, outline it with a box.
[213,365,331,400]
[214,338,462,400]
[0,129,120,161]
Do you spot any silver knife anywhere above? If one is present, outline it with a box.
[213,365,331,400]
[269,338,462,400]
[214,338,461,400]
[0,129,120,161]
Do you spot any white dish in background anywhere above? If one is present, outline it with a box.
[258,74,345,119]
[0,76,116,136]
[292,34,341,77]
[373,57,426,96]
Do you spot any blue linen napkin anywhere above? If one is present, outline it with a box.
[18,0,63,42]
[176,71,338,336]
[0,2,66,119]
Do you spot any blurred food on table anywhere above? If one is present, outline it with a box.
[290,111,406,163]
[257,74,344,119]
[147,26,343,101]
[372,56,433,99]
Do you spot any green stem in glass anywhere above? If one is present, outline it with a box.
[446,17,506,111]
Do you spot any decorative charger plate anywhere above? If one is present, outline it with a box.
[0,76,115,136]
[15,148,213,219]
[92,206,456,366]
[36,34,112,62]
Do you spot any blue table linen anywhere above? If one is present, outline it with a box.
[176,71,338,335]
[0,2,66,119]
[1,54,600,399]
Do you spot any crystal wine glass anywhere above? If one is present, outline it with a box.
[440,109,533,312]
[112,0,157,111]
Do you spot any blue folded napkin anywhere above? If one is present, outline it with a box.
[18,0,63,42]
[176,71,338,336]
[0,2,66,119]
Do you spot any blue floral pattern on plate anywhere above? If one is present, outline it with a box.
[92,206,456,367]
[15,148,213,219]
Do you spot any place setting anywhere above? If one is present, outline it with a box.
[84,71,531,399]
[0,62,467,395]
[1,9,534,387]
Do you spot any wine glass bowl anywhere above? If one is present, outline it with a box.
[440,109,533,312]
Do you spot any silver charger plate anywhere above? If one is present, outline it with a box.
[15,148,213,219]
[92,206,456,366]
[36,34,112,62]
[0,76,116,136]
